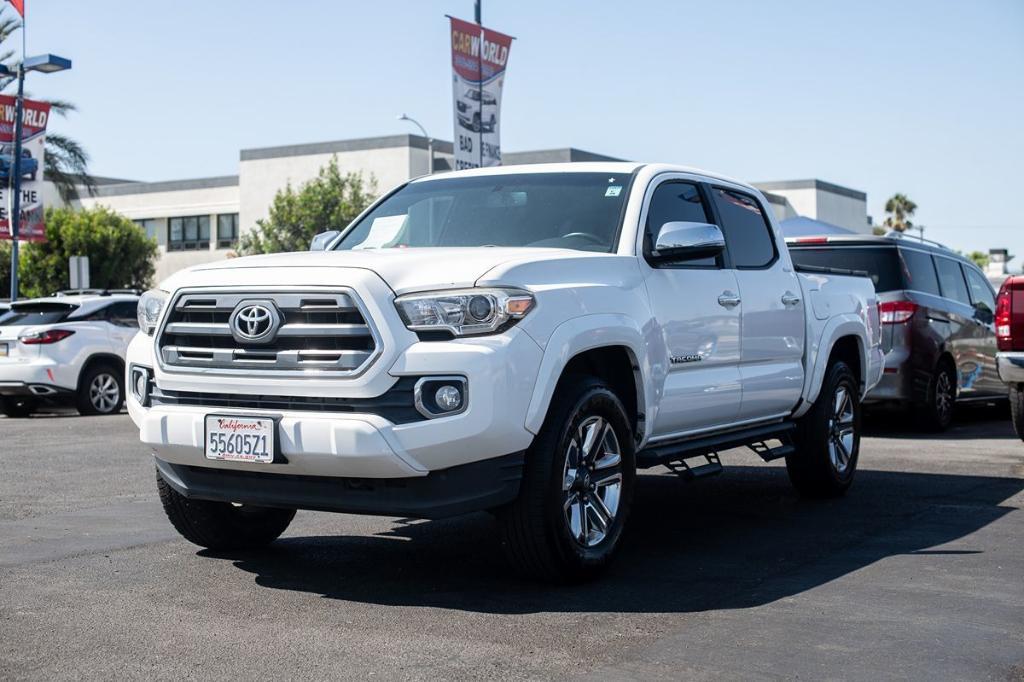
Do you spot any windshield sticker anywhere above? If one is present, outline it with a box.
[353,215,406,249]
[605,186,622,197]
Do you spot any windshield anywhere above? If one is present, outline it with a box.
[334,172,632,253]
[0,303,77,326]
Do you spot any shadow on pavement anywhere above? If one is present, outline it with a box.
[864,401,1013,440]
[201,465,1022,614]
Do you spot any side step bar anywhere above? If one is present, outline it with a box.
[637,421,797,471]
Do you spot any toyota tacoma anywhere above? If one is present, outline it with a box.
[127,163,883,581]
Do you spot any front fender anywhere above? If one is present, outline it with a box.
[523,314,652,437]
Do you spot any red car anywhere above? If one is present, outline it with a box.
[996,275,1024,440]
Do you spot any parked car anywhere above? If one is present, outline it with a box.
[787,233,1002,430]
[128,163,882,582]
[0,145,38,182]
[995,275,1024,440]
[456,88,497,133]
[0,293,139,417]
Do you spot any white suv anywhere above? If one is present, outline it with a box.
[0,292,139,417]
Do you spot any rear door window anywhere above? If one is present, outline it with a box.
[963,266,997,316]
[934,256,971,305]
[710,188,776,268]
[0,303,77,326]
[787,246,902,292]
[898,248,941,296]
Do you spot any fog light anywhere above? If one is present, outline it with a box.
[130,365,151,407]
[435,384,462,411]
[414,376,468,419]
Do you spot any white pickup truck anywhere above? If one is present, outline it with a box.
[127,163,883,582]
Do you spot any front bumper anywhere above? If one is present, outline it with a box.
[156,452,524,519]
[997,352,1024,384]
[127,325,544,481]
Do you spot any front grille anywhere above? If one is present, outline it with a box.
[149,377,423,424]
[157,289,379,375]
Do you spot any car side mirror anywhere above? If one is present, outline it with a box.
[651,221,725,262]
[309,230,340,251]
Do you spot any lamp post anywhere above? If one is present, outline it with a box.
[397,114,433,175]
[1,53,71,302]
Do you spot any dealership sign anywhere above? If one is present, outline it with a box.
[0,94,50,242]
[449,16,513,170]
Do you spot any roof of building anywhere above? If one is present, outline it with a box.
[753,179,866,202]
[86,175,240,198]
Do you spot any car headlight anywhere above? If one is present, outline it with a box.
[394,288,534,337]
[137,289,169,336]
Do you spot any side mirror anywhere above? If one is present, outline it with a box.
[309,230,340,251]
[652,221,725,262]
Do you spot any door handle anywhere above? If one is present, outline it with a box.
[718,291,741,309]
[781,291,801,307]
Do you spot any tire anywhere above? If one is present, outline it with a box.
[917,362,956,432]
[498,375,636,583]
[786,361,861,498]
[76,363,125,416]
[1010,385,1024,442]
[157,470,296,550]
[1,396,34,418]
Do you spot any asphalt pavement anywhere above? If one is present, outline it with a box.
[1,406,1022,680]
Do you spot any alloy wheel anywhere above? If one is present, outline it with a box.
[89,373,120,413]
[562,415,623,548]
[935,371,953,422]
[828,385,856,474]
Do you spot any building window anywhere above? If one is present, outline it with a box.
[217,213,239,249]
[168,216,210,251]
[132,218,159,241]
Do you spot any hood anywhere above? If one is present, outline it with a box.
[178,247,587,295]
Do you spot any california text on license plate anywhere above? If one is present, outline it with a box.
[204,415,276,463]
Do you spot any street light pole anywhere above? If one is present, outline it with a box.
[8,62,25,301]
[397,114,433,175]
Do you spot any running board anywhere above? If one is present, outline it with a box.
[637,421,796,470]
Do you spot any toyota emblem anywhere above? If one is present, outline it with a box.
[229,301,280,344]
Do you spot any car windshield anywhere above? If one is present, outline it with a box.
[0,302,77,326]
[333,172,632,253]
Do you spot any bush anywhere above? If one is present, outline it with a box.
[239,156,377,255]
[17,206,157,298]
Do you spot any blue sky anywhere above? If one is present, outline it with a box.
[24,0,1024,266]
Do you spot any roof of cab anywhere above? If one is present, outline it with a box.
[407,162,760,194]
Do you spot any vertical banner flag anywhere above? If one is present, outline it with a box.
[449,16,512,170]
[0,95,50,242]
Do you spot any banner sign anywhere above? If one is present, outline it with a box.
[449,16,513,170]
[0,94,50,242]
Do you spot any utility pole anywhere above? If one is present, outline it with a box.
[8,62,25,301]
[475,0,483,168]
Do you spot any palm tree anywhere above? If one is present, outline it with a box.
[883,193,917,233]
[0,8,92,203]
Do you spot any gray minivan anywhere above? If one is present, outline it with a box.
[788,234,1002,430]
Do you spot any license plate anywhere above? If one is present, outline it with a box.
[0,343,7,357]
[204,415,276,463]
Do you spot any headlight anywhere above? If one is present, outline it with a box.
[137,289,169,335]
[394,288,535,337]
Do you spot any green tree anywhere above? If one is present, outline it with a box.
[239,157,377,255]
[0,239,11,298]
[0,8,93,202]
[967,251,989,269]
[883,193,917,232]
[17,206,157,298]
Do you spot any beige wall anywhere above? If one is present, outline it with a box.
[238,147,411,237]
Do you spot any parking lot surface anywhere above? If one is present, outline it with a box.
[1,407,1022,680]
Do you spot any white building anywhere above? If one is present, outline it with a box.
[69,134,871,281]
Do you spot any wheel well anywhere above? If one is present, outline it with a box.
[828,336,862,387]
[560,346,640,434]
[77,354,125,391]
